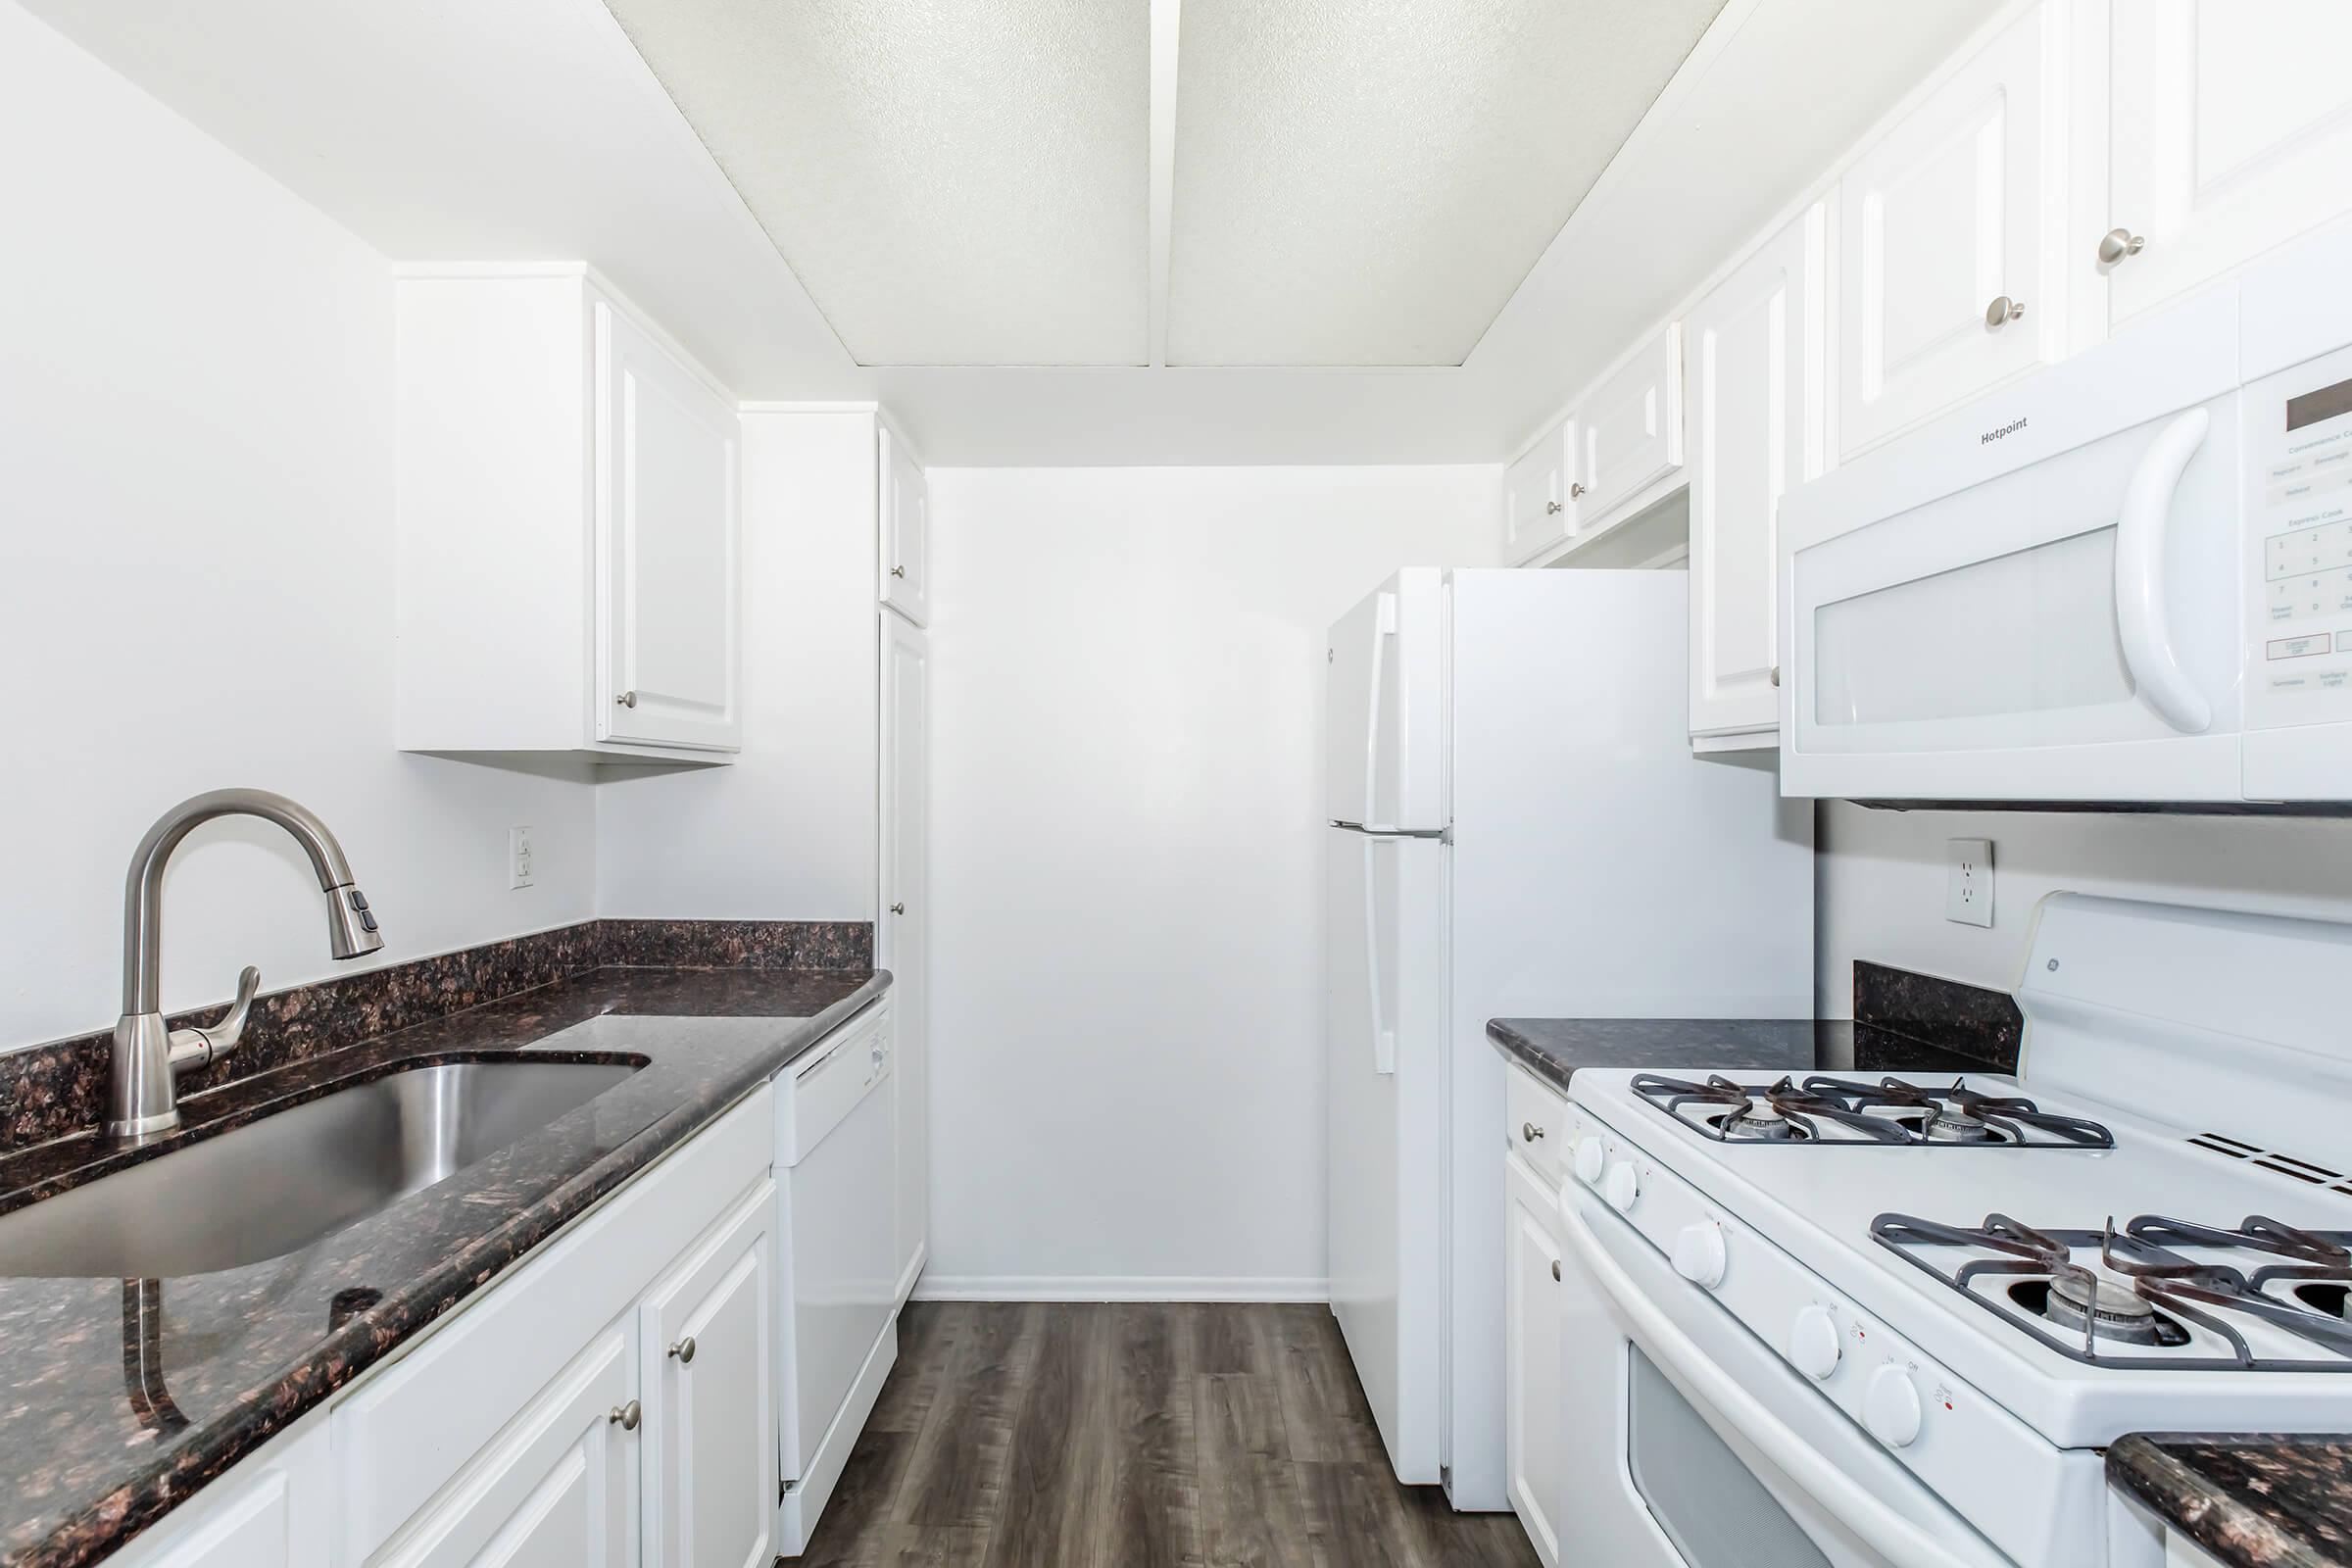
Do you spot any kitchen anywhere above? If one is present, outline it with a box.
[2,1,2350,1566]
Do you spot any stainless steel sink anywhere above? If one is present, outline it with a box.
[0,1059,641,1278]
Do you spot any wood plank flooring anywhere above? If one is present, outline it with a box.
[799,1302,1542,1568]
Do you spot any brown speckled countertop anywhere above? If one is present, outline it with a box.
[2111,1435,2352,1568]
[0,964,887,1568]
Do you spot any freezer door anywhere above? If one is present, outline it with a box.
[1325,570,1445,831]
[1325,826,1445,1485]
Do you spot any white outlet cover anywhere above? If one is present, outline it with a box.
[509,825,534,891]
[1945,837,1992,928]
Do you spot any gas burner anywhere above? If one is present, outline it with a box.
[1708,1100,1805,1143]
[1628,1073,2115,1150]
[2042,1271,2172,1347]
[1874,1212,2352,1371]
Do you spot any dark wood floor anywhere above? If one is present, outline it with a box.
[798,1301,1542,1568]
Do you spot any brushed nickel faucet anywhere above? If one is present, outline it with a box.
[109,789,384,1141]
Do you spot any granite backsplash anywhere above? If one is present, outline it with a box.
[0,918,871,1152]
[1851,957,2022,1073]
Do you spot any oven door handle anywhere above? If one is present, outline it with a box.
[1557,1190,1985,1568]
[2114,405,2213,735]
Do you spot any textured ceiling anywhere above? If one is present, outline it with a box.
[600,0,1151,368]
[1168,0,1729,367]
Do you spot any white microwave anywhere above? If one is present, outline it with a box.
[1779,225,2352,805]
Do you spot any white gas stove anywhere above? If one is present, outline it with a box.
[1552,895,2352,1568]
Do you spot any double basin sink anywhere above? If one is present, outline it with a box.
[0,1058,640,1278]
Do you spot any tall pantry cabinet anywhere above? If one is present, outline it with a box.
[875,421,932,1309]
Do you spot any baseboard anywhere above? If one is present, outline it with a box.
[909,1275,1330,1303]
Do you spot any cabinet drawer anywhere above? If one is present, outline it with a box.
[1504,1063,1572,1185]
[332,1085,771,1564]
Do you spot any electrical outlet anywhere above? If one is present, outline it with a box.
[509,826,535,890]
[1946,838,1992,927]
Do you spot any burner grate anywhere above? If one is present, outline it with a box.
[1628,1073,2115,1150]
[1872,1211,2352,1372]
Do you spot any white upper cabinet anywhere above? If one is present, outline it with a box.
[395,266,741,762]
[1502,423,1572,564]
[1572,324,1685,529]
[1836,5,2058,460]
[1687,208,1824,744]
[879,422,930,625]
[597,303,742,751]
[2106,0,2352,330]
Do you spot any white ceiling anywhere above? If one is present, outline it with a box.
[599,0,1150,368]
[20,0,1991,463]
[1167,0,1725,368]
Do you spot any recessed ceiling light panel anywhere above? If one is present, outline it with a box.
[1167,0,1728,368]
[604,0,1151,367]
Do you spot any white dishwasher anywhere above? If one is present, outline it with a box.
[773,1000,899,1556]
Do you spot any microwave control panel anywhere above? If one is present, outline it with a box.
[2246,342,2352,733]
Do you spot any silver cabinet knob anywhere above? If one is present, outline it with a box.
[1569,482,1588,499]
[668,1336,696,1365]
[1770,663,1782,688]
[1522,1121,1545,1143]
[1984,296,2027,327]
[1551,1260,1562,1283]
[890,902,906,915]
[615,690,638,709]
[890,565,906,578]
[1544,500,1564,515]
[610,1399,641,1430]
[2098,227,2146,266]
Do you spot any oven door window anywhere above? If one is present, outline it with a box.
[1627,1347,1830,1567]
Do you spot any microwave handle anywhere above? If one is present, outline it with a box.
[2115,407,2214,734]
[1557,1189,1991,1568]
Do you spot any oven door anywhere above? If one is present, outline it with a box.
[1778,290,2245,804]
[1555,1187,2016,1568]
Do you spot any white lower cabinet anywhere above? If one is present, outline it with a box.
[641,1183,776,1568]
[369,1327,638,1568]
[1502,1064,1573,1568]
[114,1077,825,1568]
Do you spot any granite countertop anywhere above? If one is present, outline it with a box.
[0,964,888,1568]
[2110,1436,2352,1568]
[1485,1016,1996,1096]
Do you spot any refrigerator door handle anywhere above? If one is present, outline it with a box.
[1361,591,1397,829]
[1364,836,1396,1075]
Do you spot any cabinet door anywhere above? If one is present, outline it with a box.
[1504,1158,1565,1568]
[1573,324,1684,529]
[879,424,931,625]
[1688,209,1824,741]
[368,1327,636,1568]
[2109,0,2352,329]
[1837,5,2054,459]
[880,612,930,1305]
[596,300,742,751]
[642,1181,776,1568]
[111,1424,331,1568]
[1501,425,1571,564]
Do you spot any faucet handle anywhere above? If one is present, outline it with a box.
[169,965,261,1072]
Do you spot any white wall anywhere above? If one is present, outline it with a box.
[596,410,878,920]
[922,465,1501,1297]
[1816,802,2352,1013]
[0,4,598,1052]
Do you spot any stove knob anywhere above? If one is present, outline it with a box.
[1788,1306,1840,1381]
[1672,1222,1727,1289]
[1572,1137,1607,1186]
[1602,1162,1640,1212]
[1864,1364,1924,1448]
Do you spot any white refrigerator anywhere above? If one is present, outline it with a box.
[1325,567,1813,1511]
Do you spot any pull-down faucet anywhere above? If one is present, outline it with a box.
[109,789,384,1141]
